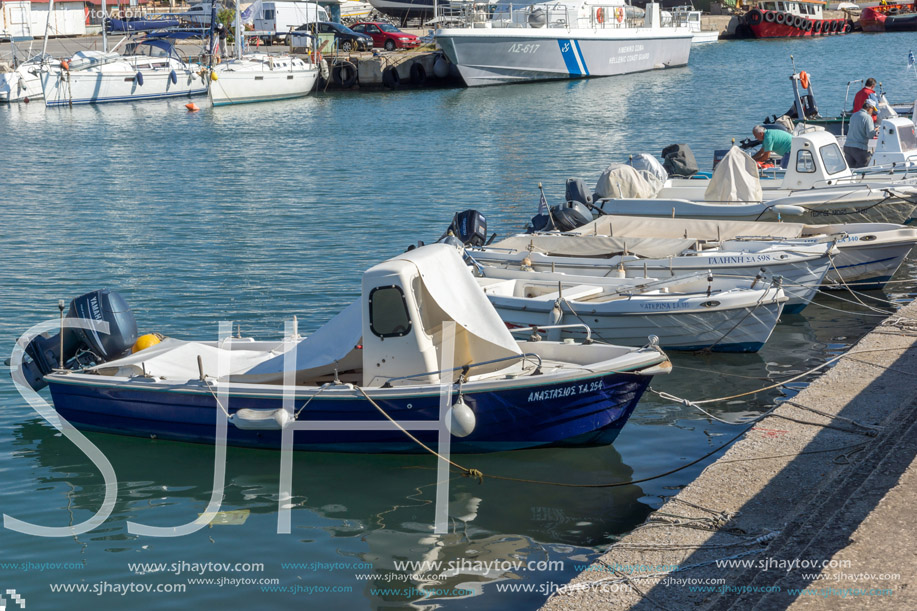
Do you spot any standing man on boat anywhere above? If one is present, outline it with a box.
[844,96,878,168]
[752,126,793,167]
[852,78,877,112]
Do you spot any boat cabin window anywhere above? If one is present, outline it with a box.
[762,2,777,9]
[369,286,412,338]
[899,124,917,152]
[796,149,816,173]
[820,143,847,175]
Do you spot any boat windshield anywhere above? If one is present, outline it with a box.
[127,40,176,58]
[899,124,917,152]
[820,143,847,175]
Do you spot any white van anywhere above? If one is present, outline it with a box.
[253,1,328,34]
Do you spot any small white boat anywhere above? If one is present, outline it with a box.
[467,233,833,313]
[210,53,318,106]
[663,5,719,43]
[479,272,787,352]
[209,0,319,107]
[16,244,671,453]
[41,38,209,106]
[568,215,917,290]
[434,1,693,87]
[0,57,45,102]
[594,131,917,224]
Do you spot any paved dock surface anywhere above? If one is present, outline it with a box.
[543,299,917,610]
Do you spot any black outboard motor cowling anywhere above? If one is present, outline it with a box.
[551,201,592,232]
[21,289,138,390]
[444,210,487,247]
[565,178,593,206]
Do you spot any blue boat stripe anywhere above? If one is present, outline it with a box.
[573,40,589,75]
[830,256,898,270]
[557,39,583,76]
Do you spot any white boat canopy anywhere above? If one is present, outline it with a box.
[704,146,763,203]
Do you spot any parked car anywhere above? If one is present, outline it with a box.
[293,21,373,52]
[350,21,421,51]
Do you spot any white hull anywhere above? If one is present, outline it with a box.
[470,242,832,313]
[480,276,785,352]
[0,62,43,102]
[435,27,692,87]
[41,53,208,106]
[209,54,318,106]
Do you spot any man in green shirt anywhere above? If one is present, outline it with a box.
[751,125,793,165]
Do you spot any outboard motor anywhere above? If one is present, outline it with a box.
[20,289,138,390]
[442,209,487,247]
[565,178,593,206]
[551,201,592,232]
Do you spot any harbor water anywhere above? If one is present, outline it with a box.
[1,32,916,610]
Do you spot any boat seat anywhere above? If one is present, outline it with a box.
[530,285,604,302]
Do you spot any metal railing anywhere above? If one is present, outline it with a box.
[434,2,644,30]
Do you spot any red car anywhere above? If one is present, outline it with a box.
[350,22,421,51]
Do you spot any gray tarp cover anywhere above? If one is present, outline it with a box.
[704,146,763,203]
[490,234,699,259]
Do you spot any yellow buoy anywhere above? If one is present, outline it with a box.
[211,71,218,81]
[132,333,164,353]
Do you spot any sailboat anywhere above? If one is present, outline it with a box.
[40,0,209,107]
[208,0,319,106]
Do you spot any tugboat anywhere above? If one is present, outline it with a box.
[859,2,917,32]
[742,0,852,37]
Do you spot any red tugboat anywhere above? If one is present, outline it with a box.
[743,0,852,37]
[859,3,917,32]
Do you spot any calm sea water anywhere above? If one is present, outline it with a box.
[1,32,916,610]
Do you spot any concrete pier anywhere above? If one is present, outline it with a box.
[543,299,917,610]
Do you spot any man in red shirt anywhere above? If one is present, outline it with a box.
[852,78,877,112]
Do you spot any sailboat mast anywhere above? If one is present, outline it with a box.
[235,0,241,59]
[102,0,108,52]
[41,0,56,58]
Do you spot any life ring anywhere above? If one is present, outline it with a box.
[764,10,776,22]
[382,66,400,89]
[747,8,763,25]
[332,63,357,88]
[596,7,604,23]
[775,11,786,24]
[799,70,810,89]
[409,62,426,86]
[615,7,624,22]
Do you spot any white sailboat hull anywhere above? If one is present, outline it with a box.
[209,55,318,106]
[42,55,208,106]
[0,62,43,102]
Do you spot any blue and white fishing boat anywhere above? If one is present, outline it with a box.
[434,1,693,87]
[15,244,670,454]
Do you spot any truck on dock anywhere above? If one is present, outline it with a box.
[253,1,328,42]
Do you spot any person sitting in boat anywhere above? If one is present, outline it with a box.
[752,125,793,168]
[843,96,879,169]
[852,78,877,113]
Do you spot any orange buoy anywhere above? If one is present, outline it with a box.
[596,7,604,23]
[186,102,200,112]
[799,70,810,90]
[615,7,624,22]
[60,59,70,71]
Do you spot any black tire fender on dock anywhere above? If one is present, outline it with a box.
[382,66,401,89]
[332,63,357,88]
[831,19,840,32]
[813,19,822,33]
[794,15,804,28]
[804,19,813,31]
[409,62,426,86]
[764,9,776,22]
[775,11,786,24]
[746,8,763,25]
